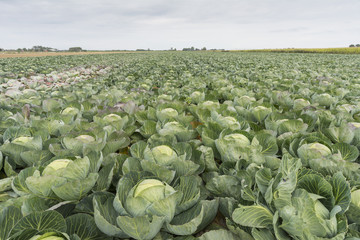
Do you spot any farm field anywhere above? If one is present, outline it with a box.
[236,47,360,54]
[1,51,360,239]
[0,51,133,59]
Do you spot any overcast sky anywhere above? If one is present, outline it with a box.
[1,0,359,50]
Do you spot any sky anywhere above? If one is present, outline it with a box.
[0,0,360,50]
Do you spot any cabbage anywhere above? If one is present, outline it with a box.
[293,98,310,110]
[12,136,33,146]
[158,94,172,101]
[42,159,72,176]
[29,234,65,240]
[200,101,220,110]
[349,122,360,129]
[297,142,332,165]
[157,108,178,122]
[215,132,250,162]
[133,179,167,202]
[103,113,122,123]
[190,91,205,103]
[252,106,272,122]
[61,107,79,115]
[74,135,95,143]
[124,178,177,218]
[149,145,178,165]
[223,133,250,146]
[235,95,256,107]
[347,189,360,224]
[312,93,336,107]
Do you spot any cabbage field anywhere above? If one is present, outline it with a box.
[1,52,360,240]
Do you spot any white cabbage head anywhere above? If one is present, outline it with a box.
[151,145,178,165]
[190,91,205,103]
[74,135,95,143]
[42,159,72,176]
[103,113,122,123]
[12,136,33,146]
[347,189,360,224]
[297,142,332,163]
[61,107,79,116]
[157,108,178,122]
[223,133,250,146]
[293,98,310,111]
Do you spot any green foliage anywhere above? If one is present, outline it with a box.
[0,52,360,239]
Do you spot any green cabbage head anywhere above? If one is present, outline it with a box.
[93,175,218,240]
[42,159,72,176]
[156,108,178,122]
[251,106,272,122]
[220,116,240,130]
[158,121,197,141]
[144,145,178,165]
[103,113,122,123]
[29,232,66,240]
[12,136,33,146]
[215,132,250,162]
[74,135,95,143]
[349,122,360,129]
[312,93,336,107]
[347,189,360,224]
[24,157,98,201]
[293,98,310,111]
[11,136,42,150]
[190,91,205,103]
[61,107,79,116]
[234,95,256,107]
[62,134,100,155]
[200,101,220,110]
[125,179,177,218]
[297,142,332,165]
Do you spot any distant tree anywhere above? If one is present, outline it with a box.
[356,44,360,47]
[32,46,41,52]
[0,48,3,51]
[17,48,22,53]
[23,48,27,52]
[31,46,53,52]
[183,47,199,51]
[69,47,82,52]
[201,47,207,51]
[349,44,355,47]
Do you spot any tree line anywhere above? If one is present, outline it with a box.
[182,47,207,51]
[0,46,84,52]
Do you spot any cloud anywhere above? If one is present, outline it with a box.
[270,27,308,33]
[0,0,359,50]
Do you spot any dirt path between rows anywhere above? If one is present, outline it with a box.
[0,51,134,58]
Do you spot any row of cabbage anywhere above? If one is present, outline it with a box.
[1,52,360,239]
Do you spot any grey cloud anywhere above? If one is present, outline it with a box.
[270,27,308,33]
[0,0,360,50]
